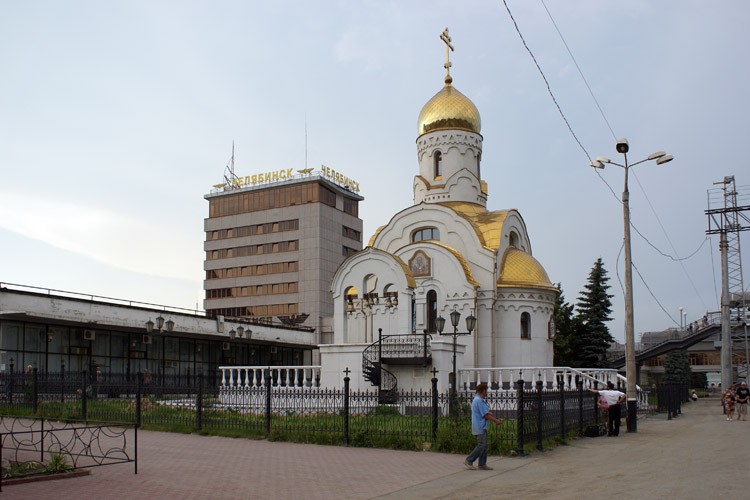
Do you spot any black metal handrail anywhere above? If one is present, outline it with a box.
[362,338,397,402]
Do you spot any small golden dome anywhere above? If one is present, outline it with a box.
[418,77,481,136]
[498,248,556,291]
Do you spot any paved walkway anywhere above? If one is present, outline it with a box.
[2,398,748,499]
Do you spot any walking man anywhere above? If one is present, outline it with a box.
[464,383,502,470]
[736,382,749,421]
[589,382,626,436]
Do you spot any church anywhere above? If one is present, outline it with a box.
[321,30,558,394]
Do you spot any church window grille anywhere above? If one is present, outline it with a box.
[427,290,437,333]
[412,227,440,242]
[521,312,531,339]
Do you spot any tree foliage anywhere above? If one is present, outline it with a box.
[663,350,691,385]
[572,258,614,368]
[552,284,576,366]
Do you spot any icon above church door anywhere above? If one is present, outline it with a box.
[409,250,431,277]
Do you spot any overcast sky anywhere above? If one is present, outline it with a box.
[1,1,748,343]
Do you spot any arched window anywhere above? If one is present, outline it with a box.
[412,227,440,242]
[509,231,519,248]
[476,152,481,179]
[548,317,555,339]
[434,151,442,178]
[427,290,437,333]
[521,312,531,339]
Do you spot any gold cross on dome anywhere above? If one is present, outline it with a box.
[440,28,454,79]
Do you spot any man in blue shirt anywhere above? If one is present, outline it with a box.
[465,382,502,470]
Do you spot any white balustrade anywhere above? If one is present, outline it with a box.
[219,365,322,390]
[459,367,644,396]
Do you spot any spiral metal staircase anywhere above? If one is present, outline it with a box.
[362,331,432,404]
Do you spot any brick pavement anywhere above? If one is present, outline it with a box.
[2,398,746,499]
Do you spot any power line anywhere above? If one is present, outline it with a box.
[501,0,592,161]
[533,0,711,315]
[630,170,709,310]
[540,0,617,141]
[632,260,680,327]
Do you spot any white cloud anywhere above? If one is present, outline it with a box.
[0,191,200,281]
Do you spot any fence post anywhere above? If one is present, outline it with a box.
[60,360,66,404]
[196,374,203,431]
[431,368,438,443]
[136,372,142,428]
[7,358,13,404]
[343,368,350,446]
[32,368,38,414]
[81,369,88,421]
[265,371,272,438]
[535,378,543,451]
[577,375,584,435]
[559,376,566,441]
[516,379,525,456]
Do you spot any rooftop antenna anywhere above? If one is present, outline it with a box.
[222,141,240,190]
[305,114,308,170]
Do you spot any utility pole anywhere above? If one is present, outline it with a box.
[706,176,750,388]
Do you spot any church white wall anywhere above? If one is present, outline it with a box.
[414,130,484,206]
[318,343,373,392]
[494,288,555,367]
[330,248,414,345]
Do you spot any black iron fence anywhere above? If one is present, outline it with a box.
[0,369,646,455]
[0,416,136,491]
[655,382,688,419]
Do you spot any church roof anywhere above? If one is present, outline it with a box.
[417,77,481,136]
[438,202,509,251]
[497,247,557,292]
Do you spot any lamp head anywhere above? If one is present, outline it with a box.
[465,314,477,334]
[656,154,673,165]
[165,319,175,332]
[590,160,605,169]
[450,309,461,329]
[616,138,629,154]
[436,315,446,334]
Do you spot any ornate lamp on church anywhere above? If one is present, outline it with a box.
[437,309,476,416]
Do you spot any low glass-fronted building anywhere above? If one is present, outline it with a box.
[0,284,315,386]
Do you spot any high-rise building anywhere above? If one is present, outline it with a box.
[203,168,364,342]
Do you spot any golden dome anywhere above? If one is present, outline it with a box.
[418,76,481,136]
[498,248,557,291]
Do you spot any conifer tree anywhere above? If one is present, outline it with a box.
[574,258,614,367]
[663,350,691,385]
[552,284,576,366]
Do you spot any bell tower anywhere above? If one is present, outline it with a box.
[414,28,486,207]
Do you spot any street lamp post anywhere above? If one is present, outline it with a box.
[591,139,673,433]
[436,309,476,416]
[680,307,685,333]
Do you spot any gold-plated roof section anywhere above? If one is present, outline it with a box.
[417,80,481,136]
[438,202,508,251]
[367,226,386,247]
[497,247,557,291]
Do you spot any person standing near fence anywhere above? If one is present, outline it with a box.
[464,383,502,471]
[589,382,625,436]
[735,382,749,421]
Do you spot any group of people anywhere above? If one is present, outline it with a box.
[723,381,750,421]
